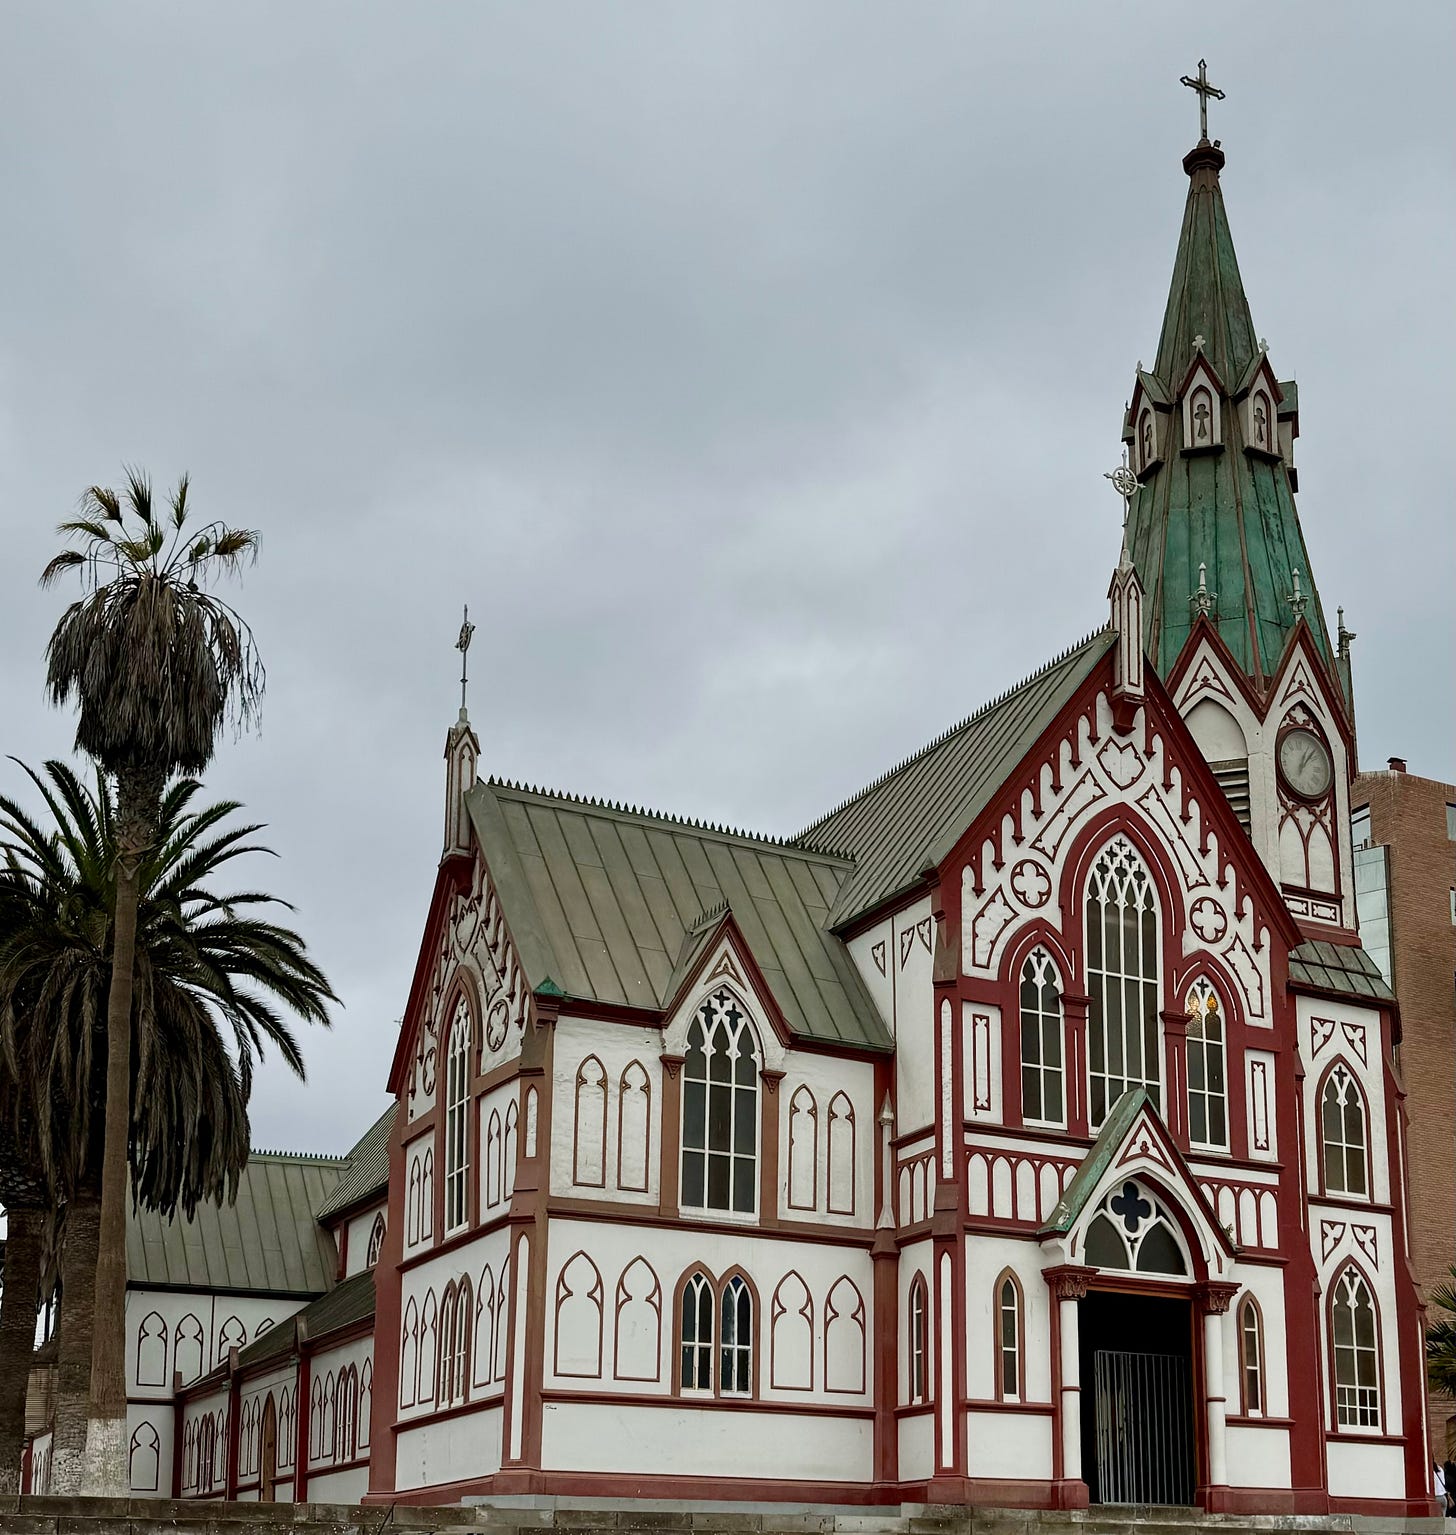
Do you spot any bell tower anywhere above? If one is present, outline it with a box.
[1120,69,1359,934]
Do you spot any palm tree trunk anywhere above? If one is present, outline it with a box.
[0,1203,45,1493]
[80,769,154,1496]
[48,1185,98,1493]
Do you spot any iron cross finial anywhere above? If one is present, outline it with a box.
[455,604,476,713]
[1179,58,1225,144]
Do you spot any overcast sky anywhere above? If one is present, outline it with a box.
[2,3,1451,1156]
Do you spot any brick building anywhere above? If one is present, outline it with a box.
[1352,762,1456,1458]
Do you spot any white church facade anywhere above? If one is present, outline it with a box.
[24,109,1432,1519]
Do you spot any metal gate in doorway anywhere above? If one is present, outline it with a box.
[1092,1348,1195,1505]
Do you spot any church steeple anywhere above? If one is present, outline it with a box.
[1122,99,1338,705]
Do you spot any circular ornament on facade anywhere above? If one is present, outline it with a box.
[1278,726,1333,801]
[1190,896,1227,944]
[1010,859,1052,909]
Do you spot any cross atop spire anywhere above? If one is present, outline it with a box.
[1179,58,1225,145]
[455,604,476,717]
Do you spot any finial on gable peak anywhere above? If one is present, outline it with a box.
[444,604,481,860]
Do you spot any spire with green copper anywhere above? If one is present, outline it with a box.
[1122,74,1337,702]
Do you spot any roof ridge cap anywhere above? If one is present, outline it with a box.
[483,776,853,860]
[793,626,1111,844]
[247,1149,349,1163]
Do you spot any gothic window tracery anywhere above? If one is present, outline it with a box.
[1321,1064,1368,1198]
[1186,977,1228,1150]
[1083,1180,1187,1275]
[1331,1267,1380,1428]
[681,989,759,1215]
[1085,837,1161,1126]
[676,1268,754,1397]
[366,1212,386,1268]
[1019,947,1064,1126]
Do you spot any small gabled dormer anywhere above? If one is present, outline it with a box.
[1179,351,1224,454]
[1234,351,1283,462]
[1127,369,1173,478]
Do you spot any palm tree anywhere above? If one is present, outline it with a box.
[1427,1266,1456,1400]
[0,760,333,1491]
[39,470,267,1492]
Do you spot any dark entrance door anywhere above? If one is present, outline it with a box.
[1079,1290,1196,1505]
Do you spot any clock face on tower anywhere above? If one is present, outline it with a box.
[1278,727,1334,801]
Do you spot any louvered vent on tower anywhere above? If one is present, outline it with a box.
[1209,758,1251,835]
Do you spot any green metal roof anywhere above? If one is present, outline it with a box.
[795,631,1114,926]
[1289,939,1395,1004]
[466,783,892,1052]
[128,1151,345,1297]
[1127,141,1334,688]
[315,1103,396,1221]
[1042,1087,1156,1235]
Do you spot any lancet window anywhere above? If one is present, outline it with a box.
[1238,1296,1264,1416]
[443,996,472,1233]
[1019,948,1064,1126]
[1321,1065,1368,1198]
[1186,977,1227,1150]
[1085,837,1161,1127]
[995,1271,1023,1402]
[1331,1267,1379,1429]
[908,1275,929,1404]
[681,990,759,1215]
[678,1269,754,1397]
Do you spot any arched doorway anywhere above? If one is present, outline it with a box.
[1077,1180,1198,1505]
[258,1395,278,1504]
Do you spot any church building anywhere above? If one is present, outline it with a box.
[27,87,1431,1519]
[362,106,1428,1516]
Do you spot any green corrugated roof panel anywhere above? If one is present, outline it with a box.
[466,784,892,1052]
[1126,143,1335,688]
[127,1152,345,1297]
[315,1102,396,1220]
[795,630,1114,926]
[1289,940,1394,1004]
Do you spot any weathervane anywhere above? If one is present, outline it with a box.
[1104,452,1138,524]
[1179,58,1225,144]
[455,604,476,712]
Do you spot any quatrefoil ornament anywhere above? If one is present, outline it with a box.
[1110,1181,1152,1235]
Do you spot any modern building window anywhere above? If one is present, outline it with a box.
[1331,1267,1380,1428]
[1238,1297,1264,1416]
[1446,802,1456,842]
[1086,836,1161,1126]
[1186,977,1228,1149]
[443,996,472,1233]
[1352,841,1394,985]
[681,989,759,1214]
[1350,805,1372,851]
[1321,1065,1369,1198]
[996,1272,1022,1401]
[909,1275,930,1404]
[1019,948,1065,1126]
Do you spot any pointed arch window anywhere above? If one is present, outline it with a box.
[1331,1267,1380,1428]
[1238,1296,1264,1417]
[995,1271,1023,1402]
[1321,1064,1368,1197]
[908,1274,930,1404]
[1186,977,1228,1150]
[681,989,759,1215]
[443,996,473,1233]
[366,1212,386,1268]
[1083,1180,1187,1275]
[1085,837,1161,1127]
[677,1268,754,1397]
[1019,948,1064,1126]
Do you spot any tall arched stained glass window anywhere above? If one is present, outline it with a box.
[1085,837,1160,1127]
[1019,948,1064,1126]
[681,989,759,1214]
